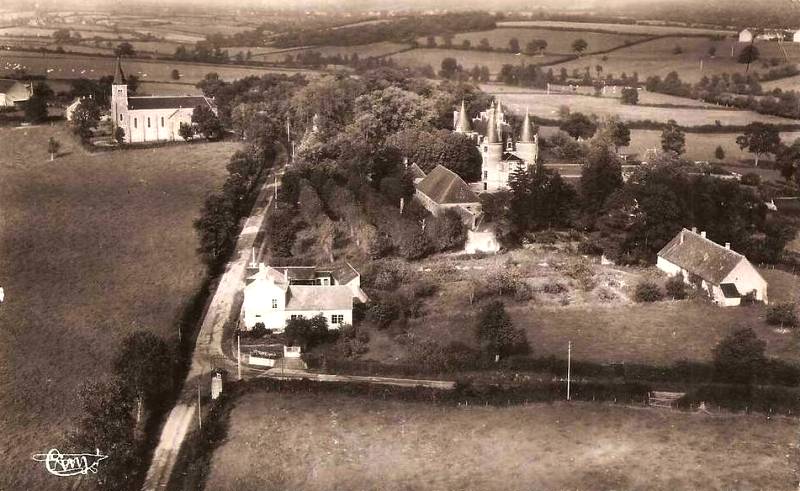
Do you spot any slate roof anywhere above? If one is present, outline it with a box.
[127,96,212,111]
[262,263,359,286]
[657,228,745,285]
[407,163,426,180]
[0,79,22,93]
[285,285,355,311]
[501,152,524,162]
[416,165,479,205]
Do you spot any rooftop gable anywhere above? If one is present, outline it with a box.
[415,165,479,205]
[285,285,355,311]
[657,228,748,285]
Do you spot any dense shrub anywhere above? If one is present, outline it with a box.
[740,172,761,186]
[334,324,370,358]
[577,239,603,255]
[543,282,567,294]
[561,258,596,291]
[766,302,797,327]
[664,274,688,300]
[678,384,800,415]
[365,300,400,329]
[480,270,533,301]
[634,281,663,302]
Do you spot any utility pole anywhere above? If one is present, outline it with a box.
[237,334,242,381]
[196,383,202,430]
[566,341,572,401]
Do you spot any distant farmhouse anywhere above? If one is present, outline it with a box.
[657,228,768,307]
[453,99,538,192]
[242,263,368,332]
[738,27,800,43]
[0,79,32,107]
[110,58,215,143]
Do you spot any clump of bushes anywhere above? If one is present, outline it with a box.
[334,324,370,358]
[665,274,688,300]
[766,302,797,327]
[365,300,401,329]
[740,172,761,186]
[634,281,663,302]
[577,240,602,256]
[543,281,567,294]
[479,270,533,302]
[561,258,596,291]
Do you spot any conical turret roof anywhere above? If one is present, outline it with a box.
[520,108,534,143]
[485,104,499,144]
[455,100,471,133]
[113,57,126,85]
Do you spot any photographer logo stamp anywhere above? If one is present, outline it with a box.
[32,449,108,477]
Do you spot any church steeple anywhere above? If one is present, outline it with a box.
[455,100,471,133]
[113,57,126,85]
[519,108,533,143]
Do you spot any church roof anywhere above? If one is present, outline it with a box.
[455,100,471,133]
[127,96,213,111]
[657,228,751,285]
[520,109,534,143]
[415,165,479,205]
[113,57,125,84]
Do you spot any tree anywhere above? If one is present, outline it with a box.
[737,44,760,65]
[665,274,687,299]
[712,328,766,384]
[634,281,663,302]
[70,98,101,141]
[660,120,686,155]
[285,314,332,349]
[479,38,491,51]
[112,331,173,423]
[572,38,588,56]
[778,139,800,182]
[171,69,181,80]
[708,45,717,57]
[508,37,520,53]
[114,41,135,57]
[715,145,726,161]
[193,194,236,266]
[580,145,623,215]
[191,104,223,140]
[508,165,576,234]
[52,28,71,44]
[736,122,781,166]
[439,57,460,80]
[178,121,194,141]
[24,82,52,124]
[114,126,126,144]
[620,87,639,105]
[47,137,60,161]
[475,300,529,358]
[426,208,467,251]
[560,112,596,140]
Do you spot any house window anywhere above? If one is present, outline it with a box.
[290,314,298,320]
[483,145,488,152]
[483,171,488,179]
[147,117,151,128]
[133,118,137,128]
[271,298,277,309]
[161,116,165,127]
[331,314,344,324]
[119,113,123,122]
[483,182,488,191]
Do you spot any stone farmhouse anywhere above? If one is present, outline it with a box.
[109,58,215,143]
[0,79,32,107]
[657,228,768,307]
[242,263,368,332]
[414,164,482,229]
[453,99,538,192]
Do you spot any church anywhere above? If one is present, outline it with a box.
[110,58,216,144]
[453,99,538,192]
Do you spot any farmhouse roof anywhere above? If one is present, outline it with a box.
[257,263,359,286]
[127,96,213,111]
[455,99,471,133]
[0,79,22,93]
[657,228,747,285]
[285,285,355,311]
[407,162,426,180]
[113,57,125,84]
[416,165,479,205]
[520,109,534,143]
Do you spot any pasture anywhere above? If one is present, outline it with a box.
[550,36,800,84]
[0,51,319,83]
[204,391,797,491]
[481,87,795,126]
[420,27,649,55]
[0,124,233,490]
[389,48,566,75]
[254,41,410,62]
[497,20,735,37]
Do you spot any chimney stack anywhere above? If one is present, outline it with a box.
[725,242,730,250]
[700,231,706,238]
[691,227,697,234]
[284,268,288,281]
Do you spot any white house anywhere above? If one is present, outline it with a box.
[657,228,768,306]
[242,263,368,332]
[793,29,800,43]
[109,58,216,143]
[739,29,753,43]
[0,79,32,107]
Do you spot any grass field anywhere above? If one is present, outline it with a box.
[420,28,649,55]
[389,48,566,75]
[0,124,233,490]
[481,88,795,126]
[0,51,319,83]
[255,41,410,62]
[497,20,735,37]
[204,391,797,491]
[550,36,800,85]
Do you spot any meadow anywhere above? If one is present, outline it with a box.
[204,391,798,491]
[0,51,319,83]
[0,124,233,490]
[550,36,800,85]
[389,48,566,75]
[254,41,410,62]
[497,20,735,37]
[420,27,649,55]
[481,87,795,126]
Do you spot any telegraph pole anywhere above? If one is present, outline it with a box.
[566,341,572,401]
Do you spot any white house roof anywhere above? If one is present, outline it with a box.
[285,285,355,311]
